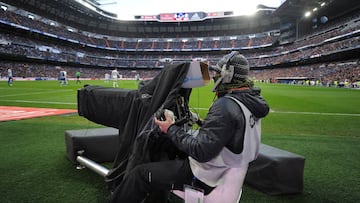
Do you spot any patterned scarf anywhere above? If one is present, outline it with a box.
[214,75,254,92]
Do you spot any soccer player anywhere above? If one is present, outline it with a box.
[135,73,140,85]
[59,69,67,86]
[76,71,81,84]
[111,68,121,87]
[104,73,110,83]
[7,68,13,86]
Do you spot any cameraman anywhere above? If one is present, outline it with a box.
[109,51,270,203]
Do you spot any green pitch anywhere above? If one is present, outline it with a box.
[0,79,359,202]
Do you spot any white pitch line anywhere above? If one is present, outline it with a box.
[270,110,360,117]
[0,99,76,105]
[193,107,360,116]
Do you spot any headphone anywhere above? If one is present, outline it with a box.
[211,51,239,92]
[220,51,239,83]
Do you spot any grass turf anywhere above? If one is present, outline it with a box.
[0,79,359,203]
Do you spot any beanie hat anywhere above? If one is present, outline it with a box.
[212,51,253,92]
[216,51,249,80]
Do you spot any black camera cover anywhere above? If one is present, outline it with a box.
[77,62,193,189]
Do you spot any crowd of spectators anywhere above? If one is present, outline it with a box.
[0,62,160,81]
[249,60,360,87]
[0,8,278,50]
[1,59,358,88]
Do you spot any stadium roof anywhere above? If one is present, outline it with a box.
[1,0,358,37]
[274,0,360,19]
[0,0,280,36]
[93,0,283,20]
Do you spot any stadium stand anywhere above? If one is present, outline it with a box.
[0,0,359,86]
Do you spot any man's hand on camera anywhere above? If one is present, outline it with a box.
[154,109,175,134]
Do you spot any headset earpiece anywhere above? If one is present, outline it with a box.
[220,51,238,84]
[212,51,239,92]
[221,64,234,83]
